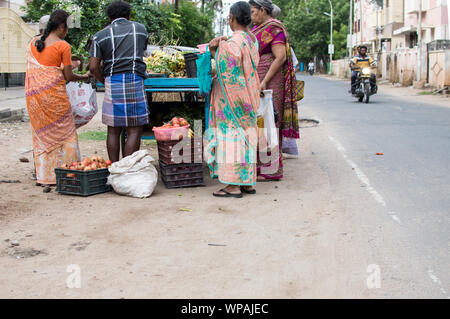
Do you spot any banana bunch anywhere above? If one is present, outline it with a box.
[144,49,187,77]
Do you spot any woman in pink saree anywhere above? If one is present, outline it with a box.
[206,1,261,198]
[250,0,300,181]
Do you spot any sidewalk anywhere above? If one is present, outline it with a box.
[0,87,106,122]
[0,87,27,122]
[0,87,26,111]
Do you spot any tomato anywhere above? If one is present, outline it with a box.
[173,124,180,127]
[180,120,189,126]
[105,160,112,166]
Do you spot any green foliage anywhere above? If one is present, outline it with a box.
[276,0,350,62]
[21,0,66,22]
[174,1,214,47]
[23,0,214,61]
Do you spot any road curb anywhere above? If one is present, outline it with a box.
[0,108,26,122]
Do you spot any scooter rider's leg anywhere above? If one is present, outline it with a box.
[350,71,358,94]
[370,74,377,93]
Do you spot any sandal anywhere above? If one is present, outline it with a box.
[257,176,281,182]
[240,187,256,194]
[213,188,243,198]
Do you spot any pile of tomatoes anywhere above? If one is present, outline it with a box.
[60,156,112,172]
[158,117,189,129]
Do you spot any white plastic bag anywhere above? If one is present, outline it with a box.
[257,89,279,151]
[66,82,98,128]
[107,150,158,198]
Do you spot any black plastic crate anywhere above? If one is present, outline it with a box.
[55,168,111,196]
[157,138,203,165]
[160,169,203,182]
[159,160,203,175]
[161,176,205,189]
[183,53,198,78]
[158,160,204,189]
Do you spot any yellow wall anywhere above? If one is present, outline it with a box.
[0,8,36,73]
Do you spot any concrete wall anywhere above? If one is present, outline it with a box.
[430,49,450,87]
[0,8,36,73]
[331,59,351,79]
[334,48,449,88]
[446,49,450,86]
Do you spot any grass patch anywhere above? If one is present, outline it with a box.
[78,131,107,141]
[142,139,157,146]
[418,91,434,95]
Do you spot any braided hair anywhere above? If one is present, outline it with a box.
[35,10,70,52]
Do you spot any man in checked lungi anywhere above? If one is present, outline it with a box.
[89,1,149,162]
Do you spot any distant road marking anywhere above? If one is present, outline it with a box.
[328,136,388,208]
[328,135,450,297]
[328,136,403,225]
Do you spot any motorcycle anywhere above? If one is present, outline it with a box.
[352,67,377,103]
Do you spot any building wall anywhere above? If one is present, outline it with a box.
[0,0,26,16]
[347,0,449,87]
[0,7,36,73]
[428,50,448,87]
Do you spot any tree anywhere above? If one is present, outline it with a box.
[275,0,350,62]
[22,0,214,59]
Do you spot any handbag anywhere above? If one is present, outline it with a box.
[66,82,98,129]
[257,90,279,151]
[196,46,212,96]
[295,80,305,101]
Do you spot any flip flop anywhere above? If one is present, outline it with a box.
[240,187,256,194]
[213,189,243,198]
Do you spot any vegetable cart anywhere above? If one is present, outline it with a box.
[109,77,210,157]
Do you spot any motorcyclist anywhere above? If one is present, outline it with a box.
[308,61,315,75]
[349,45,377,94]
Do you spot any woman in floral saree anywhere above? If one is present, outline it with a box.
[26,10,89,187]
[249,0,300,181]
[206,1,261,198]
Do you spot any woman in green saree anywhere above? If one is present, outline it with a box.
[206,1,261,198]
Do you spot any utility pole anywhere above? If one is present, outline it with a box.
[417,0,422,82]
[349,0,353,58]
[360,0,363,44]
[324,0,333,74]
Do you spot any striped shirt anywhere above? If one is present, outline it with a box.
[90,18,148,79]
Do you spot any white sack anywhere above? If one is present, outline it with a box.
[107,150,158,198]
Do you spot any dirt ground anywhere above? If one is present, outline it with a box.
[0,88,437,298]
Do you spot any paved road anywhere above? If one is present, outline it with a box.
[298,74,450,298]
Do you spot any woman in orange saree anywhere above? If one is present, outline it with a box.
[206,2,261,198]
[25,10,89,186]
